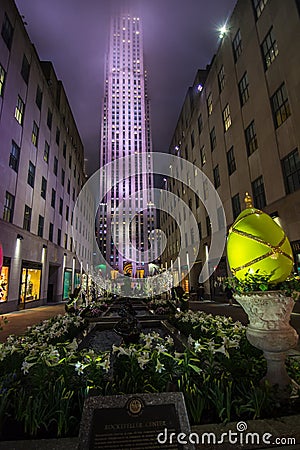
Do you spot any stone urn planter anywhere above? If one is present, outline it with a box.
[234,291,299,395]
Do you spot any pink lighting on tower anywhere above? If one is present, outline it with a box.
[99,8,156,277]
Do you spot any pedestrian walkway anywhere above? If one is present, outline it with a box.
[0,303,66,343]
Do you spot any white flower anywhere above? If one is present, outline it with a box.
[207,341,216,354]
[67,338,78,351]
[187,335,195,346]
[223,336,240,349]
[155,359,165,373]
[75,361,85,375]
[151,332,160,340]
[142,334,153,348]
[156,343,167,353]
[21,360,35,375]
[137,352,150,369]
[194,341,205,352]
[112,344,119,354]
[215,344,228,357]
[99,356,110,372]
[165,336,174,346]
[112,345,132,357]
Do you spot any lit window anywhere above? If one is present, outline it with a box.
[31,121,39,147]
[0,63,6,96]
[253,0,268,19]
[15,95,25,125]
[271,83,290,128]
[207,92,213,115]
[261,27,278,70]
[44,141,50,163]
[223,104,232,131]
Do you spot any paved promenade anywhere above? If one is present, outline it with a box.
[1,299,300,353]
[0,303,66,342]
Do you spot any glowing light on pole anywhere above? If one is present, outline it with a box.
[218,24,229,39]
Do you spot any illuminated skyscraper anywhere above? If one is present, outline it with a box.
[98,9,156,278]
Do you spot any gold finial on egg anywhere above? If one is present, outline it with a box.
[244,192,253,209]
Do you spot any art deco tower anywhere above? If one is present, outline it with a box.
[98,9,156,278]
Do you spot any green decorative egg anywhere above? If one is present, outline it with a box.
[227,205,294,283]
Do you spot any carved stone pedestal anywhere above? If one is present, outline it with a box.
[234,291,299,396]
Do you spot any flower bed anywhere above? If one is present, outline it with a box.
[148,298,175,316]
[77,300,110,318]
[0,310,299,440]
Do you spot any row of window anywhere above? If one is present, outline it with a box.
[206,79,290,149]
[213,148,300,197]
[4,185,72,225]
[9,142,77,201]
[197,80,290,167]
[1,12,83,166]
[198,119,257,172]
[232,2,276,68]
[3,190,74,250]
[162,147,300,238]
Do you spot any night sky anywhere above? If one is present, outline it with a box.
[15,0,236,176]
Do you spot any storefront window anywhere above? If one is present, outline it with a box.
[74,272,81,289]
[20,267,41,305]
[0,266,9,302]
[63,269,72,300]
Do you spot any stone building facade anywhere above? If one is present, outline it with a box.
[160,0,300,297]
[0,0,93,312]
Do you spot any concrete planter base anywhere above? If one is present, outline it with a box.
[234,291,299,395]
